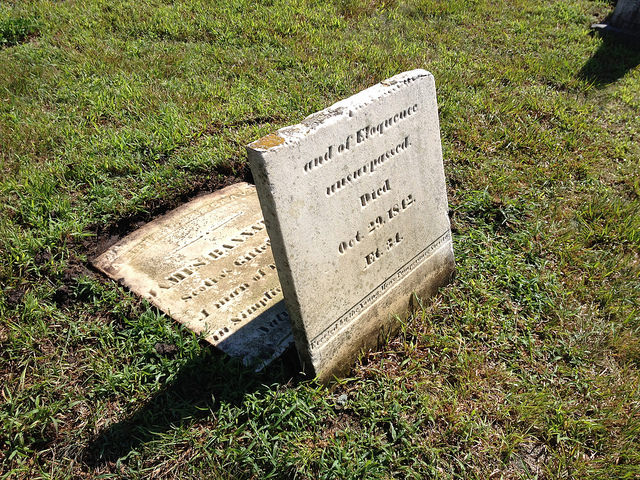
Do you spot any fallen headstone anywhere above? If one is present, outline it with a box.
[247,69,455,382]
[93,183,293,369]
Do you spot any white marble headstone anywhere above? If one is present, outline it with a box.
[247,69,455,381]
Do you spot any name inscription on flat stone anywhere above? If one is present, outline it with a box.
[93,183,293,368]
[248,69,455,381]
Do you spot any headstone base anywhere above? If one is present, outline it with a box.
[311,236,454,383]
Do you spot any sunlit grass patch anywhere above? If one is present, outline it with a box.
[0,0,638,478]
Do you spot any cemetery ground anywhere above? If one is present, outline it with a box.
[0,0,638,478]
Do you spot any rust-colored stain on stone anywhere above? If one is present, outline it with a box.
[251,133,285,149]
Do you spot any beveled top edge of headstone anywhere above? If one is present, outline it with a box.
[246,69,433,152]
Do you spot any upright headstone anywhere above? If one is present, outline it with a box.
[247,69,455,382]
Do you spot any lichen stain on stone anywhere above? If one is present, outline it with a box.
[252,133,285,149]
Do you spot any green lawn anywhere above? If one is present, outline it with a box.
[1,0,639,478]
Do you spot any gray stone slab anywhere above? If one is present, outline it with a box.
[609,0,640,33]
[592,0,640,36]
[92,183,293,369]
[247,69,455,382]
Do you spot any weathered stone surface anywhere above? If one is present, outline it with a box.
[609,0,640,33]
[92,183,293,369]
[247,69,455,382]
[592,0,640,36]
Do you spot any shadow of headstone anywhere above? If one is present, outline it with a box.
[83,344,301,466]
[578,34,640,87]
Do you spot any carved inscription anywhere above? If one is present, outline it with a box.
[310,230,452,352]
[307,105,422,322]
[356,104,418,143]
[247,71,455,379]
[338,230,363,254]
[308,103,420,296]
[326,137,411,197]
[148,196,285,338]
[215,282,251,309]
[160,259,207,289]
[256,309,290,335]
[231,286,282,323]
[304,103,417,176]
[181,268,232,300]
[300,99,436,349]
[93,182,294,369]
[360,178,391,208]
[210,263,278,311]
[206,219,265,261]
[364,232,403,269]
[304,136,352,173]
[337,192,415,264]
[319,114,422,342]
[210,325,230,342]
[234,239,271,266]
[158,218,266,292]
[367,194,414,234]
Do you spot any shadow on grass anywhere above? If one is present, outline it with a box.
[579,33,640,87]
[83,344,302,466]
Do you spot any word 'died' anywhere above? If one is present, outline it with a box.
[360,179,391,208]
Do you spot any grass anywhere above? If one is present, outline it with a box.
[1,0,639,478]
